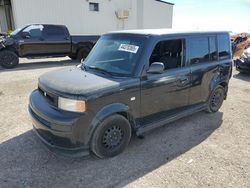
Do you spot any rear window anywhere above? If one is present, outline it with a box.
[218,34,231,60]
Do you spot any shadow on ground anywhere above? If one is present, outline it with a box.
[233,72,250,82]
[0,59,79,72]
[0,111,223,188]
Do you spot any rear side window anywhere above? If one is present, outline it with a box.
[187,37,209,64]
[43,26,67,38]
[218,34,230,60]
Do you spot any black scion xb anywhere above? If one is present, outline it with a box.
[29,29,232,158]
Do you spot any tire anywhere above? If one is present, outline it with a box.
[91,114,132,158]
[206,86,225,113]
[0,50,19,69]
[76,47,91,61]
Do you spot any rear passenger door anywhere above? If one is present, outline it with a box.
[187,34,231,105]
[140,38,191,125]
[42,25,71,55]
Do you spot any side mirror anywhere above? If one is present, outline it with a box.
[147,62,164,74]
[21,32,30,39]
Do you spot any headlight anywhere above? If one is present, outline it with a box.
[58,97,86,112]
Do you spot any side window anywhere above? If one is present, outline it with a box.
[187,37,209,65]
[23,25,44,38]
[43,26,67,39]
[209,36,218,61]
[149,39,183,70]
[218,34,230,60]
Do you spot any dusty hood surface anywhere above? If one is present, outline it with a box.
[39,66,120,97]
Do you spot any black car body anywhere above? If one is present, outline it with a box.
[0,24,99,68]
[235,47,250,73]
[29,29,232,158]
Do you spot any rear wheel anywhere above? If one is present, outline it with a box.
[91,114,131,158]
[76,47,91,61]
[206,86,225,113]
[0,50,19,69]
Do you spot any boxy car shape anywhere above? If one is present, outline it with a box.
[29,29,232,158]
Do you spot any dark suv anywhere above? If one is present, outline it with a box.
[29,30,232,158]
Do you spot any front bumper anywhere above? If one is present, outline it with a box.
[29,90,90,157]
[235,59,250,73]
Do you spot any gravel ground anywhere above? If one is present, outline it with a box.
[0,58,249,188]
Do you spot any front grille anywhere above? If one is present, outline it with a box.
[38,86,58,107]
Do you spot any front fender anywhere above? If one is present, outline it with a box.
[87,103,132,142]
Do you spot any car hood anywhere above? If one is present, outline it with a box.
[0,36,15,49]
[39,66,121,98]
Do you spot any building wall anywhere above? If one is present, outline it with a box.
[142,0,173,29]
[0,6,8,32]
[11,0,173,35]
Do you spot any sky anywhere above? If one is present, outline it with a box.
[169,0,250,32]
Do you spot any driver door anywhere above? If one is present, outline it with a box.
[18,24,46,57]
[140,38,191,125]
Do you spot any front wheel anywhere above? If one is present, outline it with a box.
[90,114,132,158]
[206,86,225,113]
[0,50,19,69]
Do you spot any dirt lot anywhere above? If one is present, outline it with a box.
[0,58,249,188]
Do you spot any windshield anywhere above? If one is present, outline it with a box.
[10,27,24,36]
[82,35,146,77]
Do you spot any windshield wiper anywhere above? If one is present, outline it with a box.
[87,66,114,76]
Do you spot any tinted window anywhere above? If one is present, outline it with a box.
[209,36,218,61]
[23,25,44,38]
[43,26,67,38]
[149,39,183,70]
[188,37,209,64]
[218,34,230,60]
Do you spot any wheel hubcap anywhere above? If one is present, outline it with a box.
[102,125,124,149]
[211,90,222,108]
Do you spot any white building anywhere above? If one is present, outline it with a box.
[0,0,174,34]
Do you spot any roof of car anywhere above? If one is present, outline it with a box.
[108,29,229,36]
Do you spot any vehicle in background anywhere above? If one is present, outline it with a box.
[235,47,250,73]
[0,24,100,69]
[231,32,250,59]
[29,30,232,158]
